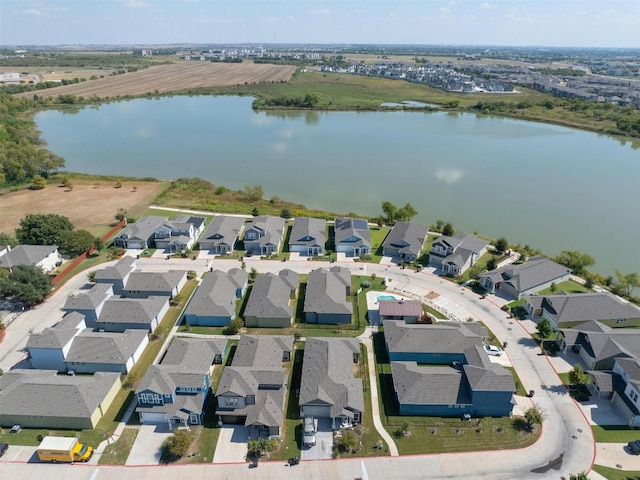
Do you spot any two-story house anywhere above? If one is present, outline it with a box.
[154,221,196,253]
[113,215,167,249]
[94,255,137,295]
[215,335,293,439]
[136,337,227,428]
[428,231,489,275]
[183,269,248,327]
[62,283,114,329]
[243,216,286,255]
[122,270,187,299]
[288,217,326,256]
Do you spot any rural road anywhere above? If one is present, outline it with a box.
[0,253,597,479]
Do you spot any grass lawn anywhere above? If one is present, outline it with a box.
[98,427,140,465]
[424,304,448,320]
[592,465,640,480]
[537,280,590,295]
[592,425,640,443]
[504,366,528,397]
[369,226,391,263]
[371,331,540,455]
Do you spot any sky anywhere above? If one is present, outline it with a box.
[1,0,639,48]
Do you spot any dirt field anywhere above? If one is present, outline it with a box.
[12,62,296,99]
[0,181,166,236]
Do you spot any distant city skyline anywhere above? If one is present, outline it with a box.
[1,0,639,49]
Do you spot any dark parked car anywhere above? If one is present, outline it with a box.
[627,440,640,455]
[0,442,8,457]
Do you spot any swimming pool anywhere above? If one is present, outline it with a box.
[377,295,397,301]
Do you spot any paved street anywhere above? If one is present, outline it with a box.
[0,253,601,478]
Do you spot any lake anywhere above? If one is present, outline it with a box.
[35,95,640,275]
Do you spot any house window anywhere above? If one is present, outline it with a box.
[225,397,238,406]
[616,318,627,324]
[631,391,639,403]
[190,414,199,424]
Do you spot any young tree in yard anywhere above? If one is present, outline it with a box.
[16,213,74,246]
[555,250,595,275]
[338,431,358,453]
[569,364,587,386]
[486,257,499,271]
[536,318,553,339]
[165,429,194,457]
[495,237,509,254]
[0,265,52,305]
[224,318,244,335]
[114,208,128,222]
[64,229,94,255]
[442,222,455,237]
[280,208,292,219]
[615,270,640,296]
[524,404,545,428]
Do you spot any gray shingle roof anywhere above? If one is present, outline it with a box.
[183,271,238,318]
[244,273,295,320]
[0,245,58,269]
[115,215,166,242]
[244,216,286,248]
[26,325,79,350]
[432,231,489,254]
[299,338,364,418]
[334,217,371,248]
[0,370,121,419]
[63,283,113,311]
[289,217,327,248]
[532,292,640,324]
[463,346,516,392]
[481,256,571,293]
[94,255,136,281]
[173,215,206,229]
[161,337,227,370]
[55,312,86,329]
[391,361,471,405]
[384,319,487,355]
[231,335,293,369]
[304,267,353,315]
[98,296,169,325]
[124,270,186,294]
[199,215,246,248]
[616,358,640,383]
[559,321,640,362]
[382,221,429,257]
[65,329,147,364]
[278,269,299,295]
[379,300,423,317]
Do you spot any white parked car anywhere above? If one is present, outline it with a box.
[484,345,503,356]
[303,417,318,447]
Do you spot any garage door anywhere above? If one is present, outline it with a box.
[140,412,168,424]
[302,405,331,418]
[221,415,245,425]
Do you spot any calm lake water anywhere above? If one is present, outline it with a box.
[36,96,640,275]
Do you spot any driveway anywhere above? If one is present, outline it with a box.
[301,418,333,460]
[596,442,640,471]
[213,425,248,463]
[125,424,171,465]
[578,397,629,425]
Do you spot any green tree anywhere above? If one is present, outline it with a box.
[536,317,553,339]
[0,233,18,248]
[64,229,94,255]
[31,174,47,190]
[524,404,545,427]
[568,364,587,386]
[0,265,52,305]
[244,184,264,201]
[397,202,418,221]
[338,431,358,453]
[165,429,194,457]
[251,207,260,217]
[442,222,455,237]
[36,150,65,177]
[615,270,640,296]
[381,201,398,224]
[224,317,244,335]
[486,257,498,271]
[249,267,258,282]
[555,250,595,275]
[114,208,128,222]
[280,208,292,219]
[495,237,509,254]
[93,237,105,251]
[16,213,74,246]
[569,472,589,480]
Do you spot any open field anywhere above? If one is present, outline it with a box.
[12,62,296,99]
[0,66,117,82]
[0,180,166,236]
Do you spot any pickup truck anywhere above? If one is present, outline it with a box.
[303,417,318,447]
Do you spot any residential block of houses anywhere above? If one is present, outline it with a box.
[215,335,293,439]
